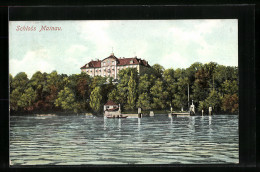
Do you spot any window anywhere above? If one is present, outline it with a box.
[130,60,134,64]
[103,62,106,66]
[106,106,109,109]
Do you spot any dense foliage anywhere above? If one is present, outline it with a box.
[10,62,238,115]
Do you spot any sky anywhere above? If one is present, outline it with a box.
[9,20,238,78]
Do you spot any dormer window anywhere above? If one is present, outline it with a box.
[86,64,89,67]
[130,60,134,64]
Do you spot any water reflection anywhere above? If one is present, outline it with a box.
[170,116,173,125]
[138,118,141,131]
[188,116,195,132]
[118,118,121,131]
[103,117,107,130]
[208,116,213,136]
[209,116,212,125]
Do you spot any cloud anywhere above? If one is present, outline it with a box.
[66,44,88,55]
[76,21,115,57]
[159,52,189,69]
[9,49,55,78]
[9,20,238,78]
[165,20,237,67]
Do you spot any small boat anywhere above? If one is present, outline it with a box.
[106,115,128,118]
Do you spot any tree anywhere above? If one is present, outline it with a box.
[137,92,151,110]
[44,71,63,109]
[89,86,102,113]
[205,90,222,112]
[12,72,29,91]
[55,87,81,113]
[138,74,151,95]
[10,88,22,111]
[108,88,119,104]
[150,79,167,109]
[126,72,137,110]
[151,64,165,78]
[198,100,207,112]
[221,80,238,95]
[18,87,37,111]
[191,67,210,105]
[172,77,189,111]
[117,68,138,106]
[213,65,229,87]
[77,73,91,101]
[28,71,46,101]
[9,74,13,93]
[163,69,175,106]
[185,62,203,84]
[90,76,106,89]
[221,94,238,113]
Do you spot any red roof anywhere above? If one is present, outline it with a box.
[81,60,101,69]
[81,54,150,69]
[104,100,118,106]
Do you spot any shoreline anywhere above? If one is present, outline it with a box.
[10,111,238,116]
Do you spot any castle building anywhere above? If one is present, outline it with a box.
[80,53,150,79]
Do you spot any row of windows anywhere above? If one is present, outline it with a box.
[85,66,137,73]
[103,60,115,66]
[88,72,115,77]
[103,60,134,66]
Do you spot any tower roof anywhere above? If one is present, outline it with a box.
[104,100,118,106]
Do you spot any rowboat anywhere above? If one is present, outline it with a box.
[106,116,128,118]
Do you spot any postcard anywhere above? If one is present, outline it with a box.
[9,19,238,165]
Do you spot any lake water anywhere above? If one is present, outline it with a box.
[10,115,238,165]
